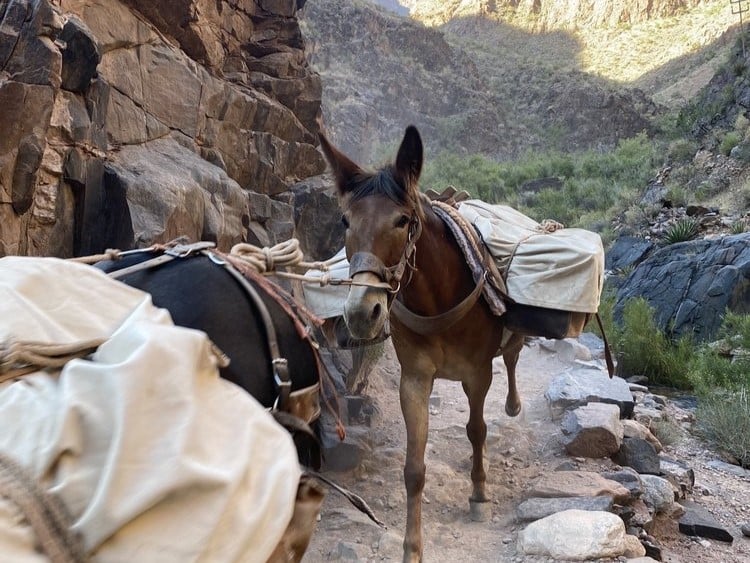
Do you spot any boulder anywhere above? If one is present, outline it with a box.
[601,467,644,498]
[518,509,633,560]
[614,234,750,342]
[613,437,661,475]
[640,474,676,514]
[516,496,613,523]
[545,366,634,419]
[529,471,632,504]
[678,501,734,543]
[605,235,655,271]
[659,456,694,498]
[561,402,623,458]
[622,419,663,453]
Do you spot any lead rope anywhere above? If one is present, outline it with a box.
[0,454,86,563]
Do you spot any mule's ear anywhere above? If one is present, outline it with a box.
[394,125,423,188]
[318,131,363,196]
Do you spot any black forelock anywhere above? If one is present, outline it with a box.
[345,166,408,205]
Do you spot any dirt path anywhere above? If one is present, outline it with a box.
[304,340,750,562]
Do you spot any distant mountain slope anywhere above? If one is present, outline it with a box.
[300,0,657,163]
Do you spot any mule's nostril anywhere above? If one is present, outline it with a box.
[370,303,382,321]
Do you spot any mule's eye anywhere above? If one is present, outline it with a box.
[341,215,350,229]
[395,215,410,229]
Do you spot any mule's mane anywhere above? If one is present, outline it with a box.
[345,166,424,220]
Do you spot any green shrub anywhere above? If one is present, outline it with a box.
[662,217,700,245]
[719,310,750,349]
[720,130,741,155]
[421,152,509,202]
[424,133,658,229]
[696,387,750,468]
[667,139,698,164]
[689,349,750,391]
[615,298,696,388]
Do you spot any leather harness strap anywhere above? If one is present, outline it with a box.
[218,258,291,411]
[391,273,487,336]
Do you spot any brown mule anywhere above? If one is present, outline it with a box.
[319,125,525,563]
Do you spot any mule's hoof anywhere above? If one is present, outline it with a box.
[469,498,492,522]
[505,402,522,417]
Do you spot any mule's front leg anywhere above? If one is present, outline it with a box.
[462,369,492,521]
[400,374,432,563]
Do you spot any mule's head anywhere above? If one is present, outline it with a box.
[319,126,424,340]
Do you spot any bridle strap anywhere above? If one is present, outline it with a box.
[391,273,486,336]
[348,217,422,292]
[349,252,387,280]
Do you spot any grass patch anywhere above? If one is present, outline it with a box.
[696,387,750,468]
[650,418,684,447]
[611,300,750,466]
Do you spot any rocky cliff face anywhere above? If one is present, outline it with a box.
[402,0,710,29]
[301,0,506,164]
[0,0,326,257]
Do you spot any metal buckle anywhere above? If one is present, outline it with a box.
[272,358,290,389]
[165,241,216,258]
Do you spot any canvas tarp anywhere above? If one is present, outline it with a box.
[302,247,349,319]
[0,257,299,562]
[457,200,604,313]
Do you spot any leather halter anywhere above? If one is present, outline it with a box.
[348,211,487,336]
[348,217,422,295]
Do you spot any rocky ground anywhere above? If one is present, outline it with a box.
[304,337,750,562]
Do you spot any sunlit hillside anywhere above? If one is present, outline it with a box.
[400,0,736,106]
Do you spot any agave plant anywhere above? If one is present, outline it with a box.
[730,219,749,235]
[662,217,700,245]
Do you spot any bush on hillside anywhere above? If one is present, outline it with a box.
[421,132,657,228]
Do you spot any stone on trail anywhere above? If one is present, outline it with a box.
[678,501,734,543]
[601,467,644,498]
[539,337,593,362]
[640,475,676,514]
[623,533,647,558]
[659,456,694,498]
[529,471,631,503]
[622,419,663,452]
[516,496,613,522]
[612,437,661,475]
[517,509,632,560]
[561,402,623,458]
[545,367,634,419]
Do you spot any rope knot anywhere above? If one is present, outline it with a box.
[539,219,564,232]
[262,246,274,272]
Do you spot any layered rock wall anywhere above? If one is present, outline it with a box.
[1,0,326,257]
